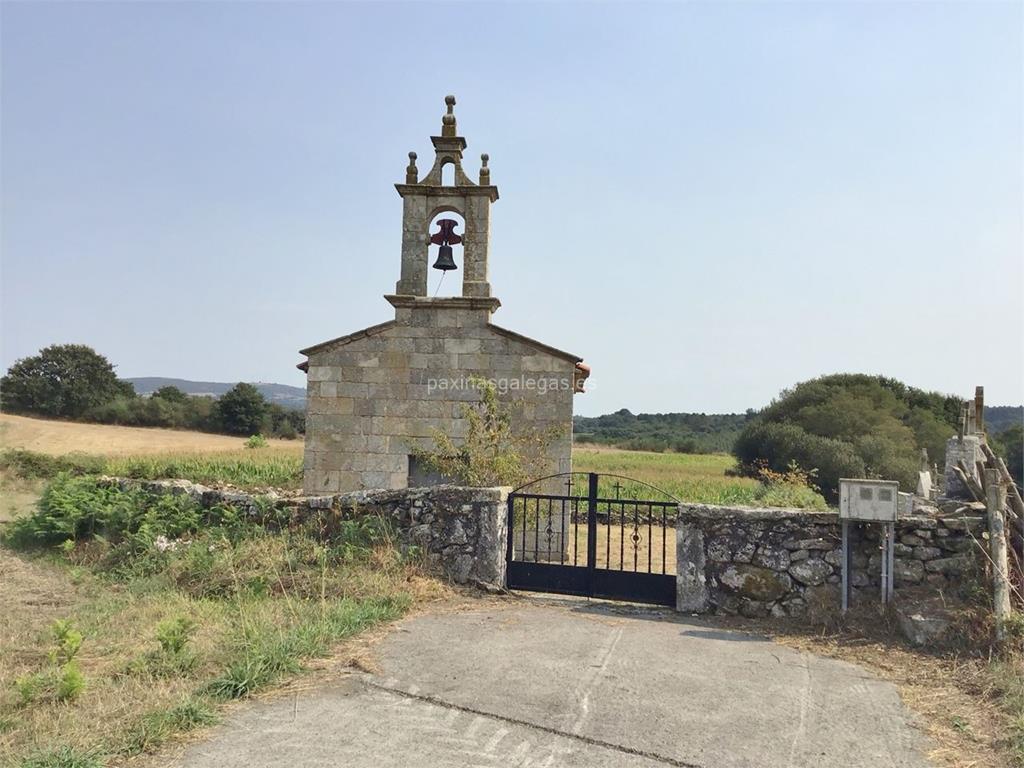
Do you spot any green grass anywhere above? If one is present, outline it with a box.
[0,448,303,491]
[573,448,826,508]
[1,445,827,507]
[1,474,423,767]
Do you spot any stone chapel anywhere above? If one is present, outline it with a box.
[299,96,589,494]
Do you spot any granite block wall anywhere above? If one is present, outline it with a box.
[302,304,576,495]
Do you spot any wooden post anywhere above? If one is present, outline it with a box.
[975,386,985,436]
[985,468,1012,642]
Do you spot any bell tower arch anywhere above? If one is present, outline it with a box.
[390,96,499,308]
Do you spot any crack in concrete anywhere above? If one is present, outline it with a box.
[571,625,623,735]
[786,652,812,768]
[362,678,702,768]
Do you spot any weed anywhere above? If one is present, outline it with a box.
[244,434,268,449]
[19,745,102,768]
[155,616,196,655]
[205,597,407,700]
[15,672,46,705]
[119,697,218,756]
[987,657,1024,762]
[50,619,83,664]
[14,620,87,704]
[55,662,86,701]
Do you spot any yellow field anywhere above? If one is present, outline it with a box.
[0,413,302,456]
[0,415,823,509]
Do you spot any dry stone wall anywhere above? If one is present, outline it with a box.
[677,503,985,618]
[100,477,508,588]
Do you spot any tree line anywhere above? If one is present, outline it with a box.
[576,375,1021,503]
[0,344,304,439]
[733,373,1021,502]
[573,410,749,453]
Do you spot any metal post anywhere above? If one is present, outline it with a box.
[586,473,598,597]
[879,525,888,605]
[841,519,850,612]
[886,522,895,603]
[505,494,515,566]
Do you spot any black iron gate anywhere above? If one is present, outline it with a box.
[505,472,678,606]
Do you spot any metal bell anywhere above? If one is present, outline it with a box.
[432,244,457,271]
[430,218,462,271]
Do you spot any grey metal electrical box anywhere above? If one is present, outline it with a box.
[839,479,899,522]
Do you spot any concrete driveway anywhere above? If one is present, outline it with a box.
[170,599,933,768]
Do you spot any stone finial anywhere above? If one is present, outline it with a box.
[479,153,490,185]
[405,151,418,184]
[974,385,984,434]
[441,95,457,137]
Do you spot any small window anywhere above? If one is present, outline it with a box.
[878,488,893,502]
[859,487,873,500]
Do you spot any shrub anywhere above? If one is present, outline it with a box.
[0,449,106,479]
[3,475,241,551]
[412,378,562,487]
[994,423,1023,491]
[245,434,268,449]
[733,374,958,502]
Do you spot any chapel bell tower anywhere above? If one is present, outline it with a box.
[389,95,500,311]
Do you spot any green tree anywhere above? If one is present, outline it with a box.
[0,344,134,419]
[152,385,189,405]
[215,383,267,436]
[734,374,959,502]
[993,423,1023,491]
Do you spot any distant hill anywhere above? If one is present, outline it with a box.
[126,378,306,410]
[985,405,1023,434]
[573,409,749,453]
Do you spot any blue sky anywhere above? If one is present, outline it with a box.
[2,1,1021,415]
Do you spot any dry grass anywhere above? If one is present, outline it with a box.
[0,530,439,766]
[0,413,302,457]
[520,521,676,574]
[0,472,45,524]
